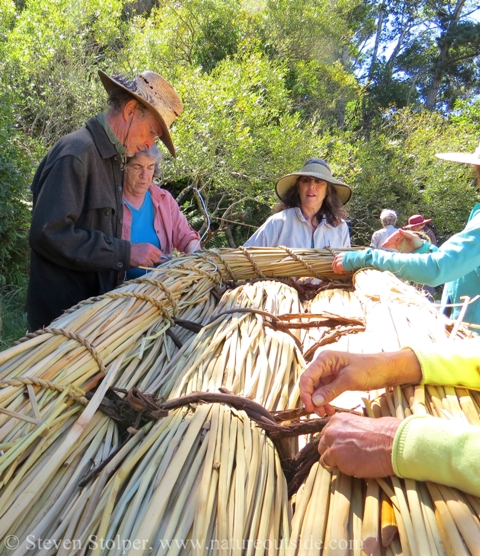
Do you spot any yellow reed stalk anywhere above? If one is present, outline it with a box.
[362,478,381,555]
[288,463,319,556]
[455,388,480,426]
[324,471,352,556]
[418,481,447,556]
[233,411,247,556]
[435,483,480,555]
[298,462,331,556]
[381,490,398,548]
[404,478,432,556]
[465,492,480,519]
[426,482,468,556]
[345,477,363,556]
[391,476,419,556]
[443,386,468,423]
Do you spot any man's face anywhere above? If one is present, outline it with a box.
[123,104,163,156]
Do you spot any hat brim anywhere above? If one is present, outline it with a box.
[275,172,352,205]
[98,70,177,157]
[404,219,432,229]
[435,152,480,165]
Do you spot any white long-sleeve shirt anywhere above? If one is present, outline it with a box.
[244,207,351,248]
[370,225,398,249]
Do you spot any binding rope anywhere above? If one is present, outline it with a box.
[173,263,223,285]
[238,247,267,278]
[105,292,174,325]
[280,246,322,279]
[13,328,106,374]
[130,278,179,315]
[0,376,88,404]
[200,250,236,281]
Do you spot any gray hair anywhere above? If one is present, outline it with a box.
[126,144,163,177]
[380,209,397,226]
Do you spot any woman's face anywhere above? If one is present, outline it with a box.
[124,153,156,198]
[298,176,328,212]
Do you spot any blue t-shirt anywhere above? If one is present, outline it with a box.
[125,191,161,280]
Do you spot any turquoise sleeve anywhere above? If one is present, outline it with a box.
[342,213,480,286]
[392,415,480,497]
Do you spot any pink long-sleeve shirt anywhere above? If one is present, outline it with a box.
[122,184,200,254]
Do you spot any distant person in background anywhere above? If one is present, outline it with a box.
[244,158,351,248]
[403,214,437,299]
[122,145,200,280]
[404,214,437,246]
[332,140,480,325]
[370,209,398,250]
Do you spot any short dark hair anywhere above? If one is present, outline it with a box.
[274,179,347,226]
[107,87,137,113]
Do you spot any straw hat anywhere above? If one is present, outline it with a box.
[435,139,480,166]
[275,158,352,205]
[404,214,432,229]
[98,70,183,157]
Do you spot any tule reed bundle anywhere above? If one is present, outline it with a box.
[0,248,478,555]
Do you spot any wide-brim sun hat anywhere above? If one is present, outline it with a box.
[404,214,432,229]
[275,158,352,205]
[98,70,183,157]
[435,139,480,166]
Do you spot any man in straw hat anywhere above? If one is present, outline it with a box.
[331,141,480,326]
[26,70,183,331]
[244,158,351,249]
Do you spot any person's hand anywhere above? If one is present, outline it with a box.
[381,229,424,253]
[332,253,347,274]
[129,243,163,268]
[299,350,422,417]
[318,413,400,477]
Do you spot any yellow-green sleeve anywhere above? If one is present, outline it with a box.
[392,414,480,497]
[406,337,480,388]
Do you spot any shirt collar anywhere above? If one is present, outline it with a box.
[96,112,127,158]
[294,207,330,227]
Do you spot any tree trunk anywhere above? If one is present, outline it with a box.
[336,44,350,129]
[367,3,386,83]
[425,0,466,110]
[122,0,158,20]
[385,20,412,74]
[224,226,237,248]
[362,3,386,131]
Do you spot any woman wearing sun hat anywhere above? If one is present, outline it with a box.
[244,158,352,248]
[332,141,480,325]
[404,214,437,246]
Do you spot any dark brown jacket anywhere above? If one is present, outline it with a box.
[26,117,130,330]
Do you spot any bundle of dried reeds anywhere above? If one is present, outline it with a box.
[293,269,480,556]
[1,280,305,555]
[0,250,478,556]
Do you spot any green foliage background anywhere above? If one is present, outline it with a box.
[2,0,480,290]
